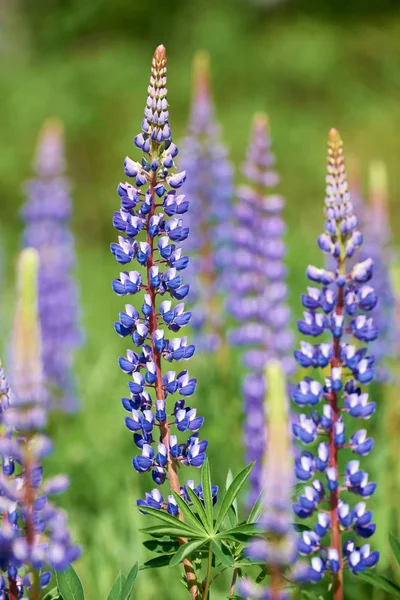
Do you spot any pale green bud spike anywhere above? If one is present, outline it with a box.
[11,248,44,403]
[263,359,292,490]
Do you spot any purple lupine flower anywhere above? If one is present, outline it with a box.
[292,130,379,597]
[238,361,297,599]
[229,114,294,506]
[111,46,213,598]
[1,249,80,600]
[180,51,234,351]
[21,119,82,412]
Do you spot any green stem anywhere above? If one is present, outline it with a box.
[202,542,213,599]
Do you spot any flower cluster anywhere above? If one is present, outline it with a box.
[181,51,233,351]
[229,114,294,506]
[0,249,80,600]
[111,46,209,506]
[21,119,82,412]
[239,361,297,599]
[292,130,379,594]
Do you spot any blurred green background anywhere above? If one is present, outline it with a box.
[1,0,400,598]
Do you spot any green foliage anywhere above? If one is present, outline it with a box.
[138,461,260,594]
[56,566,85,600]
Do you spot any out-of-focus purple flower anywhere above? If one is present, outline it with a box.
[239,361,297,598]
[229,114,294,506]
[21,119,82,412]
[292,130,379,592]
[0,249,80,599]
[181,52,234,351]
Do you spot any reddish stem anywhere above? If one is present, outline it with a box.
[329,279,344,600]
[23,447,40,600]
[146,170,199,599]
[8,578,18,600]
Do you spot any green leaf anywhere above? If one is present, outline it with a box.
[121,563,139,600]
[390,533,400,566]
[143,539,179,554]
[106,573,126,600]
[215,463,254,531]
[186,486,211,532]
[169,540,207,568]
[138,506,199,535]
[140,555,172,570]
[42,588,61,600]
[294,523,312,533]
[201,458,213,528]
[247,491,263,525]
[219,523,260,543]
[172,491,206,533]
[226,470,238,516]
[212,541,234,566]
[255,566,268,584]
[357,572,400,597]
[140,525,206,539]
[56,565,85,600]
[301,591,325,600]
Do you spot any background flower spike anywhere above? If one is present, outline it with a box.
[239,360,297,599]
[229,112,294,507]
[21,119,83,412]
[181,50,234,357]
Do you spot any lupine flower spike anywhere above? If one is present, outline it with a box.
[1,248,80,600]
[21,119,82,412]
[111,44,216,599]
[182,51,234,353]
[292,130,379,599]
[239,360,297,599]
[230,114,294,506]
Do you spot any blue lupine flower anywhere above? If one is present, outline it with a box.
[0,249,80,599]
[229,114,294,507]
[181,51,234,351]
[21,119,83,412]
[111,48,215,566]
[238,361,297,598]
[292,130,379,593]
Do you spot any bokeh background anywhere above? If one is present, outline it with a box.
[0,0,400,598]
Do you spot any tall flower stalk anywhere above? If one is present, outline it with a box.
[21,119,82,412]
[292,130,379,598]
[1,248,80,600]
[111,45,213,600]
[181,51,233,353]
[239,360,296,599]
[230,114,294,506]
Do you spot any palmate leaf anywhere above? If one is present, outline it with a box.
[137,505,199,536]
[390,532,400,566]
[186,485,211,532]
[140,555,173,570]
[212,540,234,567]
[247,491,263,525]
[201,458,213,528]
[225,470,238,517]
[140,525,206,539]
[215,462,254,531]
[169,539,207,568]
[218,523,260,543]
[121,563,139,600]
[357,572,400,597]
[106,573,126,600]
[56,565,85,600]
[42,587,61,600]
[143,538,180,554]
[172,491,207,533]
